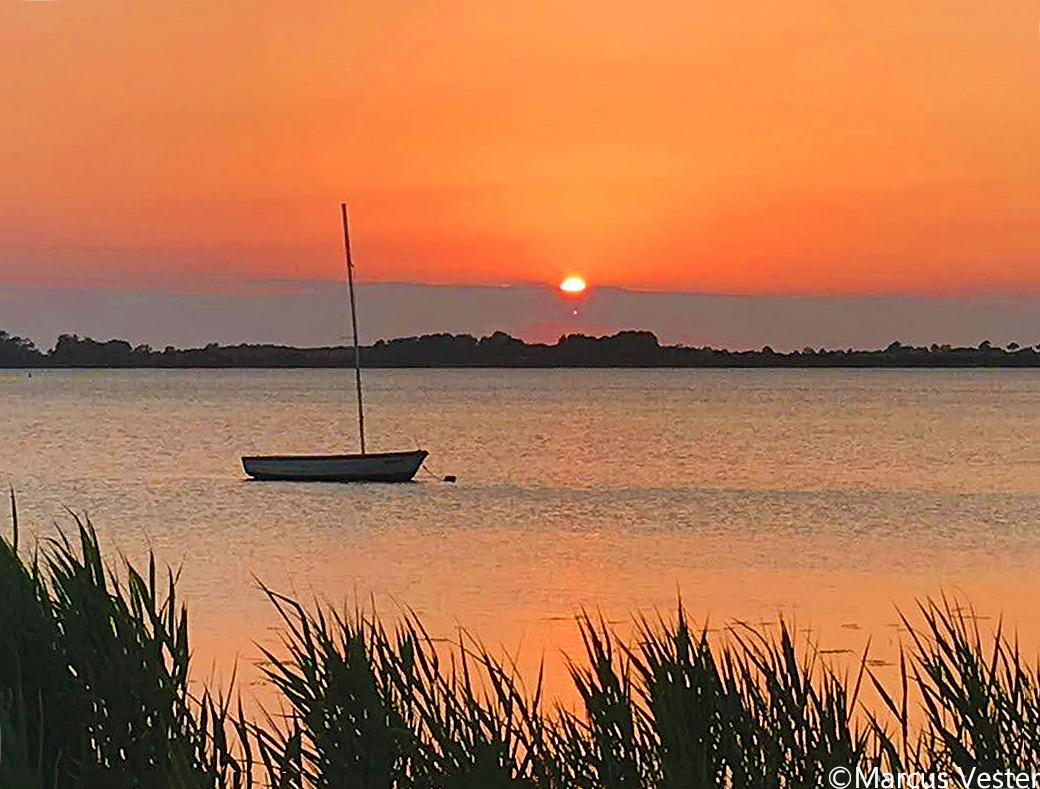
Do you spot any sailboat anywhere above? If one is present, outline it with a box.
[241,205,429,483]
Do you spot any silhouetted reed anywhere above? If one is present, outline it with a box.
[2,496,1038,787]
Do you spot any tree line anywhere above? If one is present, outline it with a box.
[4,328,1040,367]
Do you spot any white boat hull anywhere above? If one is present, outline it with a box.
[242,450,428,483]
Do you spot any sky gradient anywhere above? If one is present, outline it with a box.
[1,0,1038,296]
[7,283,1040,352]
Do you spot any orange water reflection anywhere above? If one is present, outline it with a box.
[6,369,1040,715]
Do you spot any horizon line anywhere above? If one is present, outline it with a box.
[6,278,1040,301]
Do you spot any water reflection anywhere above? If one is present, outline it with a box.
[4,368,1040,703]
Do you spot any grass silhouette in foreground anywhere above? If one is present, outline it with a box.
[2,495,1038,787]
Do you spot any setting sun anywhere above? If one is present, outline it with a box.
[559,276,587,294]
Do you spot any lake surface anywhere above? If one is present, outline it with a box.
[4,368,1040,700]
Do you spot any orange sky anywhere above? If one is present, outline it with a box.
[1,0,1038,294]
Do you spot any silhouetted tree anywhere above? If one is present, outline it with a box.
[0,330,41,366]
[50,334,133,366]
[10,327,1040,369]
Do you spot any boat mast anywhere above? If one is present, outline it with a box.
[340,203,366,454]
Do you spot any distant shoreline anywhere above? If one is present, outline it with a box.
[4,328,1040,368]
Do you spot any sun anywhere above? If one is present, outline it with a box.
[559,275,587,294]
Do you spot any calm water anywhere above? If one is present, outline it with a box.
[4,368,1040,697]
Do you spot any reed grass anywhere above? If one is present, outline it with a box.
[2,496,1037,787]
